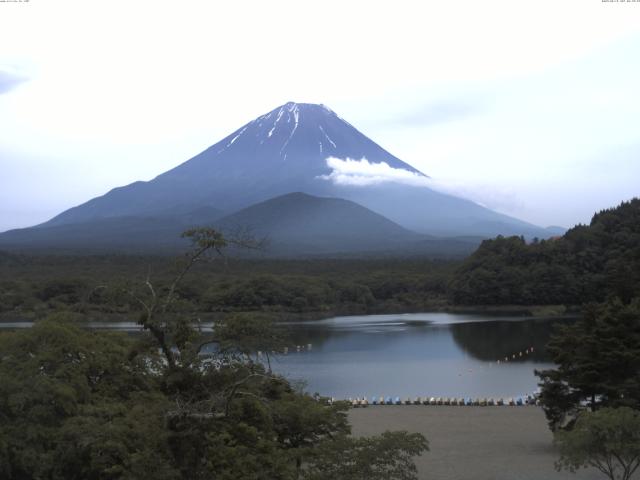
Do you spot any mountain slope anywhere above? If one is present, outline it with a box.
[1,102,554,254]
[0,193,481,257]
[0,208,224,253]
[37,102,549,239]
[45,102,424,226]
[214,192,421,254]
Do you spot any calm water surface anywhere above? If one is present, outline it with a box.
[1,313,569,399]
[271,313,568,399]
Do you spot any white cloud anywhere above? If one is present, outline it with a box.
[319,157,432,187]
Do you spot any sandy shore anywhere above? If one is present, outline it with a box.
[349,406,606,480]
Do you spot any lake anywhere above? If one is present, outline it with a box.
[272,312,567,399]
[1,312,568,399]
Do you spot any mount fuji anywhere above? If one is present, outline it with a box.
[0,102,556,255]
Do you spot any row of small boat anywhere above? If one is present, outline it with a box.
[333,395,539,407]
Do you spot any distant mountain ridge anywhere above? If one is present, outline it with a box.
[0,102,557,255]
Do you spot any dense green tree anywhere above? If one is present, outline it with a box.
[303,431,428,480]
[271,394,350,472]
[554,407,640,480]
[0,315,176,480]
[0,312,427,480]
[536,298,640,430]
[0,252,455,321]
[450,199,640,306]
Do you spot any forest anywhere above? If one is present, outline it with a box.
[2,199,640,323]
[0,255,455,321]
[450,199,640,306]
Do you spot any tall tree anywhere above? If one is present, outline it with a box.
[303,431,428,480]
[554,407,640,480]
[536,298,640,430]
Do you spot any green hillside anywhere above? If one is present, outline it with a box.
[450,198,640,305]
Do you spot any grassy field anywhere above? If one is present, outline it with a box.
[349,406,606,480]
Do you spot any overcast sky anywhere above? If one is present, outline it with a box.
[1,0,639,232]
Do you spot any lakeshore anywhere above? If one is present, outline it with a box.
[349,406,605,480]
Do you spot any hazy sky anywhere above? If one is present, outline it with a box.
[1,0,639,232]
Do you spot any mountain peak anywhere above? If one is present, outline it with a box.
[38,101,431,225]
[0,100,555,247]
[256,101,335,124]
[281,101,333,111]
[27,101,550,242]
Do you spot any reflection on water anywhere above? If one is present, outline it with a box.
[274,313,570,398]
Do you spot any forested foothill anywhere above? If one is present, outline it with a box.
[450,199,640,306]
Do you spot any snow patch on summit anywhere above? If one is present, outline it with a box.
[280,104,299,154]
